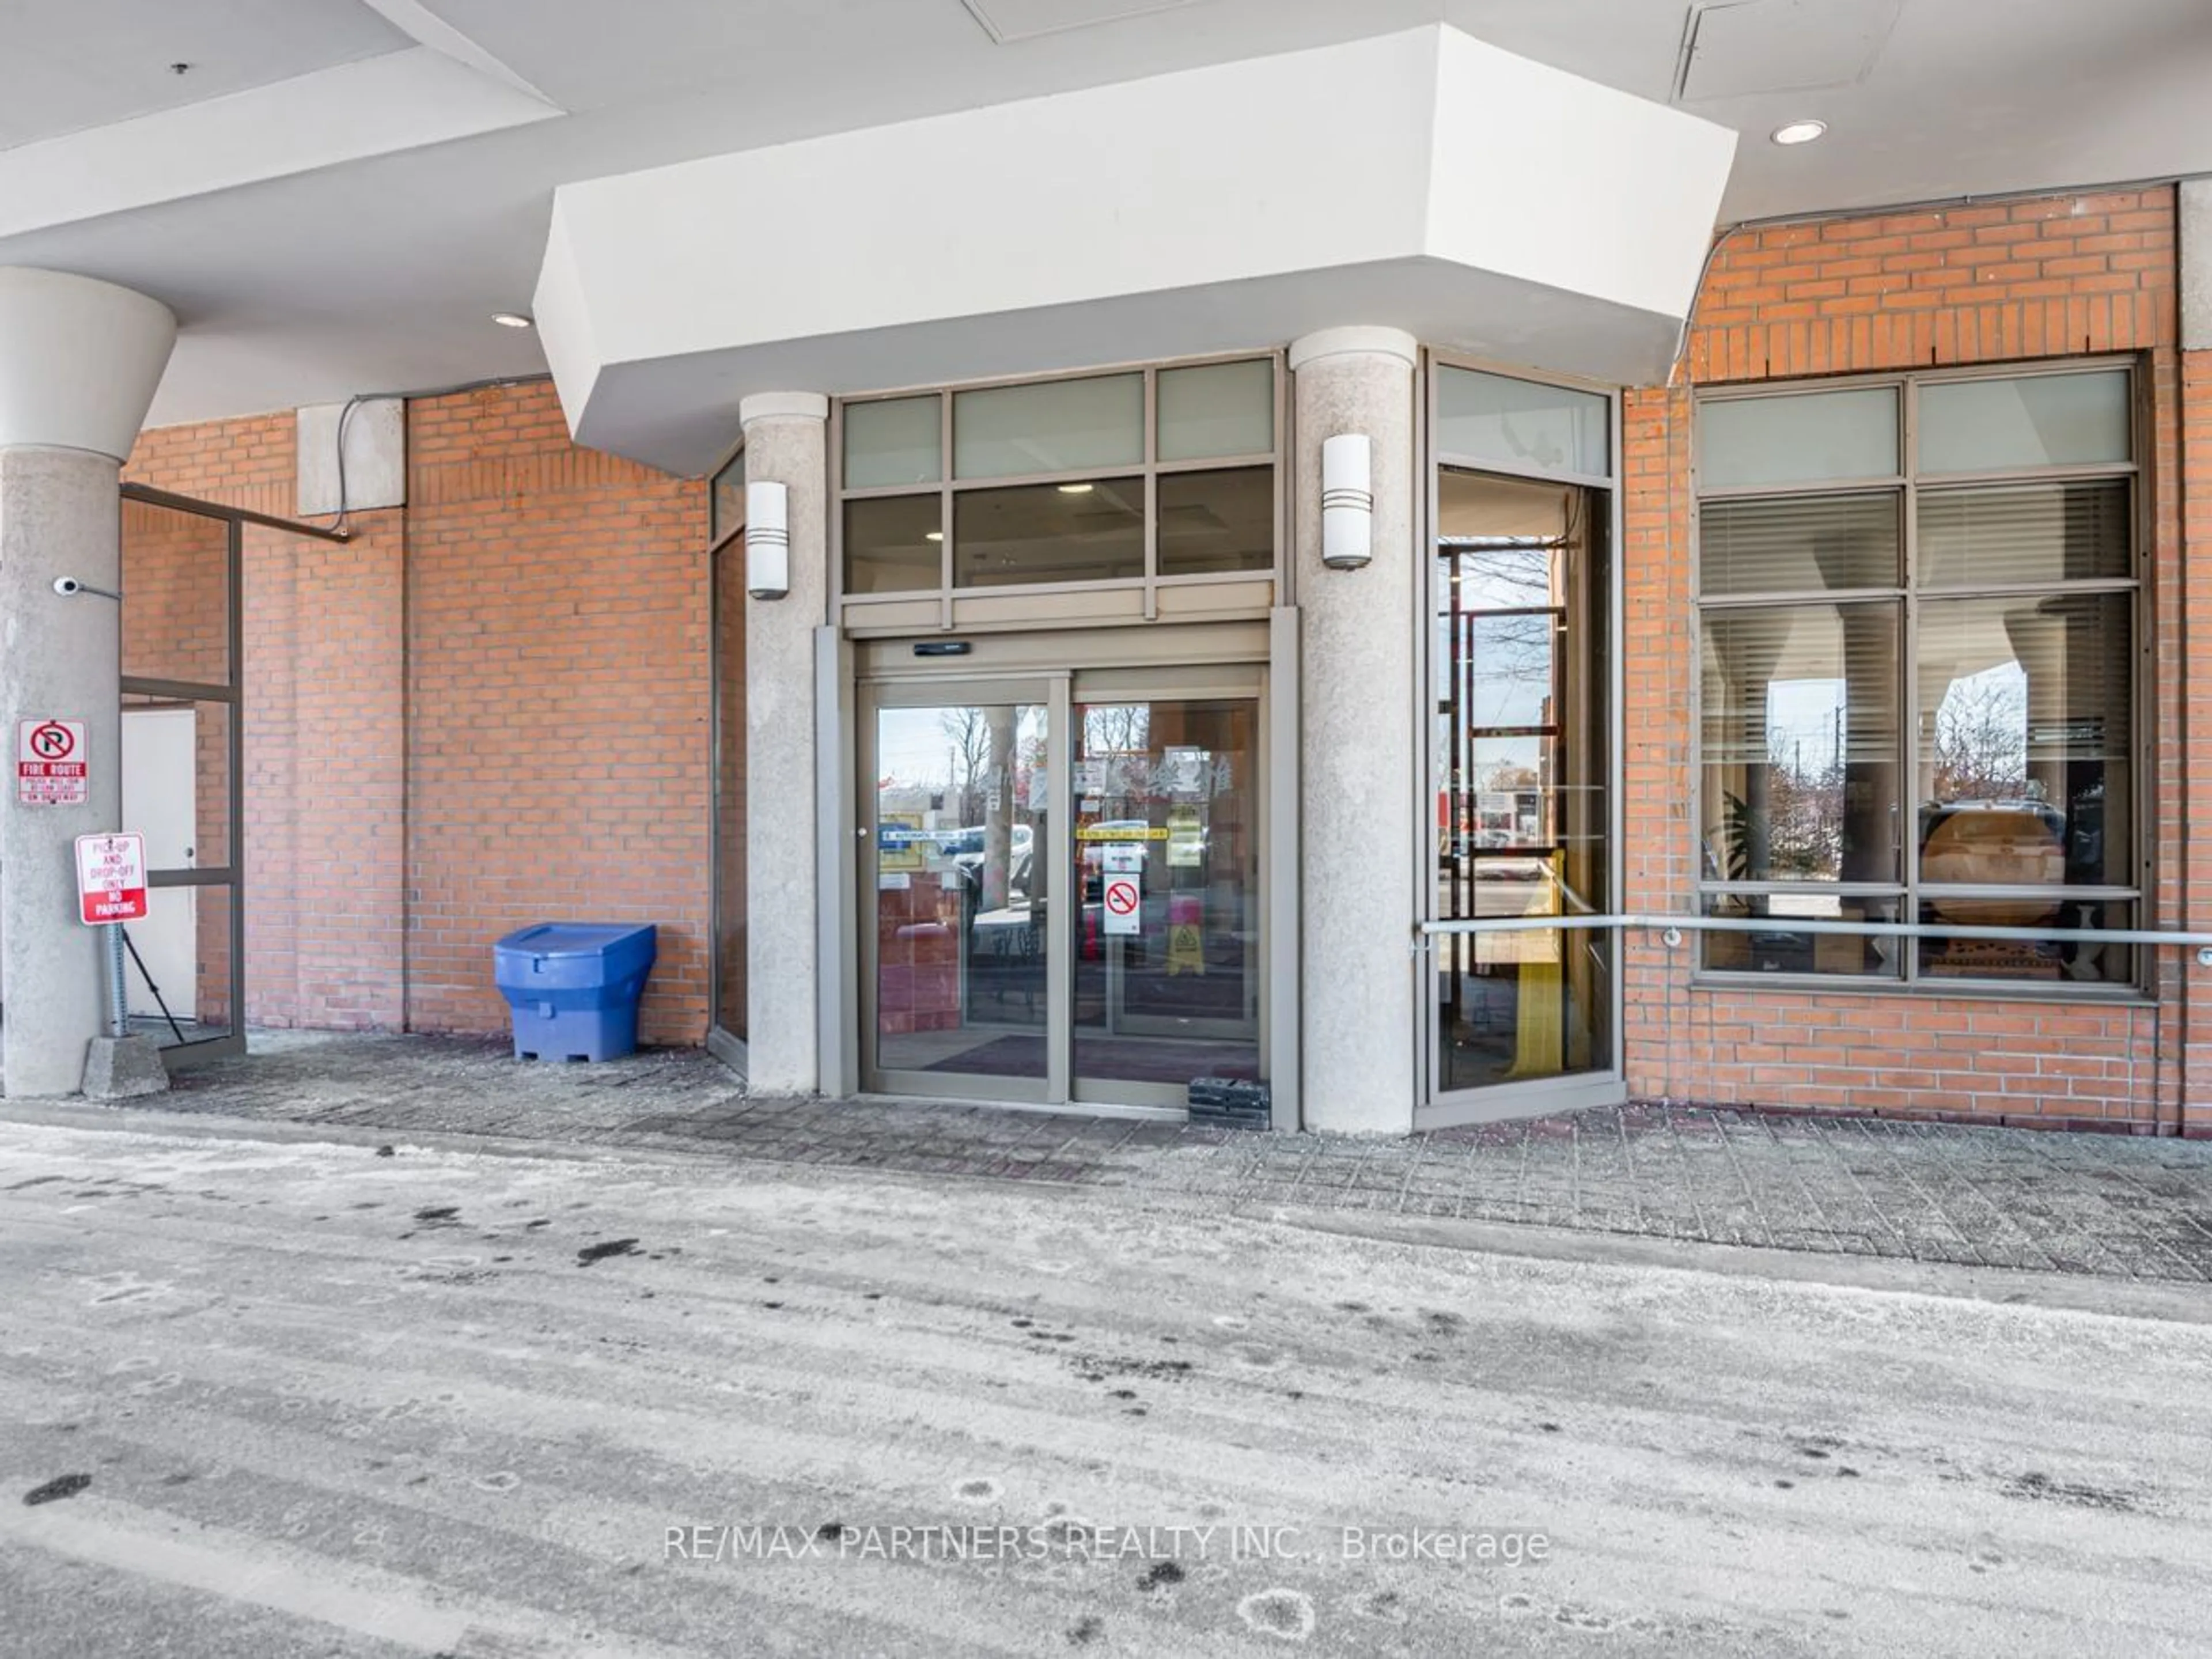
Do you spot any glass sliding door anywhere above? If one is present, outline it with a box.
[1431,468,1613,1098]
[859,658,1268,1113]
[1071,691,1262,1105]
[864,685,1054,1100]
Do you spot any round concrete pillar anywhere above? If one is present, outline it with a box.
[0,268,177,1098]
[740,392,829,1096]
[1289,327,1421,1134]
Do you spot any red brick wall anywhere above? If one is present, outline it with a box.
[404,383,711,1043]
[1623,187,2201,1132]
[123,383,711,1044]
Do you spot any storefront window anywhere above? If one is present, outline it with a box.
[1695,365,2139,988]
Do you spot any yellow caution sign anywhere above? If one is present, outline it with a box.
[1166,892,1205,976]
[1166,924,1205,975]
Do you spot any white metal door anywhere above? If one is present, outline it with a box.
[121,707,196,1020]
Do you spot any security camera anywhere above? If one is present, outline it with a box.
[52,577,82,596]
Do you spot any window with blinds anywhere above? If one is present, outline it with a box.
[1694,365,2139,991]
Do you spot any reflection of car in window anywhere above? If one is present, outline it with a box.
[952,824,1035,902]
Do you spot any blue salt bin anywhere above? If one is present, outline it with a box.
[494,923,657,1062]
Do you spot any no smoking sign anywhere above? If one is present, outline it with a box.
[16,718,88,806]
[1102,872,1142,937]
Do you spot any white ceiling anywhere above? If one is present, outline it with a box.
[0,0,2205,455]
[0,0,410,150]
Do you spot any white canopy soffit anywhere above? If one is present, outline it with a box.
[536,25,1736,475]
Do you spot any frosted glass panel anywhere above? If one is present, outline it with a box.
[1700,388,1897,487]
[1919,372,2131,474]
[1158,359,1273,461]
[954,374,1142,480]
[1435,367,1609,478]
[844,396,941,489]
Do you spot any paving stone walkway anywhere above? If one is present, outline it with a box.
[90,1031,2212,1284]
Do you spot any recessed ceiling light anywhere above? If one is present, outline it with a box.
[491,312,535,329]
[1057,482,1095,495]
[1771,119,1827,146]
[925,531,944,542]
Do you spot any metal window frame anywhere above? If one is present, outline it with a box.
[706,438,748,553]
[828,351,1287,624]
[1690,355,2146,994]
[118,484,320,1067]
[706,494,749,1078]
[1419,351,1627,1127]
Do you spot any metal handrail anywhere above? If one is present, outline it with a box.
[1418,911,2212,956]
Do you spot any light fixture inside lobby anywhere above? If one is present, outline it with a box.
[491,312,535,329]
[1056,482,1094,494]
[1771,119,1828,146]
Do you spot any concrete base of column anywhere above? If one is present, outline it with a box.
[82,1035,169,1100]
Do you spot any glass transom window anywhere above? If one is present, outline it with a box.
[1695,364,2139,992]
[837,358,1280,603]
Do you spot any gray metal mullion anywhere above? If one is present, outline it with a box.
[147,868,235,888]
[1916,578,2139,602]
[1900,377,1921,982]
[226,509,246,1039]
[1694,475,1906,501]
[1695,588,1904,610]
[943,465,1147,495]
[120,677,236,705]
[1045,675,1073,1106]
[1430,453,1616,493]
[1915,460,2139,489]
[938,396,955,630]
[1150,452,1277,477]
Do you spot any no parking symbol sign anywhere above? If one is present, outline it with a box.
[17,718,88,806]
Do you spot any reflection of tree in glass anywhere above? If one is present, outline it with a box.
[1446,544,1551,610]
[941,707,993,824]
[1933,669,2029,801]
[1763,738,1843,878]
[1081,704,1155,800]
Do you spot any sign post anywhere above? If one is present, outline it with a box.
[16,718,88,806]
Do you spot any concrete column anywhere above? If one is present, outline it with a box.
[2182,179,2211,352]
[1290,327,1420,1134]
[741,392,829,1095]
[0,268,176,1097]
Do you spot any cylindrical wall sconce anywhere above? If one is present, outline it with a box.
[745,479,790,599]
[1320,433,1373,570]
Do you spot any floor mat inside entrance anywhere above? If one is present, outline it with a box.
[923,1033,1260,1085]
